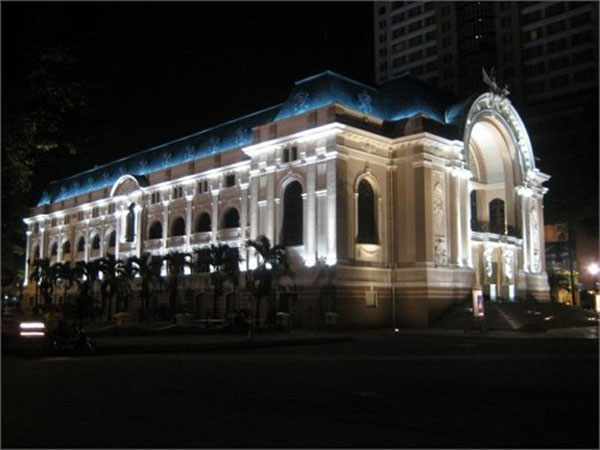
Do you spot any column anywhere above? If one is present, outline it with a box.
[162,201,169,253]
[459,171,471,267]
[211,190,219,243]
[450,171,462,266]
[114,211,122,261]
[135,204,143,258]
[39,227,45,260]
[57,230,63,263]
[266,173,275,244]
[305,164,316,266]
[23,230,32,286]
[240,184,248,244]
[84,221,90,262]
[517,188,530,272]
[326,158,337,264]
[249,178,258,240]
[185,197,193,251]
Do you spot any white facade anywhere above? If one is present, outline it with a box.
[24,73,550,327]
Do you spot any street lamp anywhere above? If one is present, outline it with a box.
[587,263,600,313]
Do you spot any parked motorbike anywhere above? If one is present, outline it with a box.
[47,321,97,356]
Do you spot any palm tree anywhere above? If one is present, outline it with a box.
[315,259,337,316]
[245,236,293,326]
[98,254,121,321]
[30,258,51,308]
[48,262,77,306]
[128,252,163,321]
[195,244,241,319]
[163,251,193,317]
[73,260,101,321]
[115,258,136,313]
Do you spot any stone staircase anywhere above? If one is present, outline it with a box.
[432,299,599,332]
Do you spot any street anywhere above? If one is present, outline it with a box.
[2,333,598,448]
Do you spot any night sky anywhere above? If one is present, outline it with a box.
[3,2,374,207]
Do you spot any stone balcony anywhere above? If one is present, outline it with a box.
[216,227,241,242]
[119,241,136,253]
[144,238,163,251]
[166,235,186,248]
[190,232,211,246]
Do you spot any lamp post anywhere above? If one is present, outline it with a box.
[587,263,600,313]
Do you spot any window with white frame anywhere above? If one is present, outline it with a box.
[151,192,161,204]
[197,180,209,194]
[172,186,183,199]
[92,207,99,218]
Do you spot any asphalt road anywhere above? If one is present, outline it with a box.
[2,334,598,448]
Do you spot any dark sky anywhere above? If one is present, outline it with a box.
[3,1,374,203]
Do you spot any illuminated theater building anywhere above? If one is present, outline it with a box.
[23,71,550,327]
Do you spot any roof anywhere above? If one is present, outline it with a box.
[38,70,466,206]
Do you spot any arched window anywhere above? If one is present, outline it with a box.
[282,181,303,246]
[51,243,58,256]
[196,212,211,233]
[170,217,186,237]
[489,198,506,234]
[92,234,101,250]
[62,240,71,254]
[148,221,163,240]
[126,203,136,242]
[357,179,377,244]
[470,190,478,230]
[77,237,85,252]
[108,231,116,248]
[222,208,240,229]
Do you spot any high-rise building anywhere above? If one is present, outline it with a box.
[374,1,598,108]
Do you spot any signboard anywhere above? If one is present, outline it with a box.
[472,288,485,317]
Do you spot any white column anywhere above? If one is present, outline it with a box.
[450,172,462,266]
[185,197,193,251]
[39,227,45,260]
[240,184,248,244]
[517,187,530,272]
[249,178,258,240]
[211,190,219,243]
[326,158,337,264]
[23,230,32,286]
[135,204,143,258]
[162,201,169,252]
[266,173,275,243]
[84,221,90,262]
[115,211,122,260]
[57,229,63,263]
[459,171,471,267]
[306,164,316,266]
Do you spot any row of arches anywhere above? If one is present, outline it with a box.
[43,231,116,259]
[147,207,241,240]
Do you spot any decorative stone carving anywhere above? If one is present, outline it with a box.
[531,249,542,274]
[432,181,445,229]
[483,246,493,281]
[293,90,310,112]
[357,91,373,115]
[434,237,447,266]
[502,248,513,281]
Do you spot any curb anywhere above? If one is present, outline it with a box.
[94,336,354,356]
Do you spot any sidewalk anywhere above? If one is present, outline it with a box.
[93,329,354,355]
[90,324,599,356]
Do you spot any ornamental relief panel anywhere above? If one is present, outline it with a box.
[434,237,448,266]
[432,171,446,236]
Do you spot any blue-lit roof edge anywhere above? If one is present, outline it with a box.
[294,70,378,92]
[46,102,284,186]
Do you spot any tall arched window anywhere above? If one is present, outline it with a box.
[108,231,116,248]
[77,237,85,252]
[170,217,186,236]
[196,212,211,233]
[92,234,101,250]
[357,179,377,244]
[282,181,303,246]
[489,198,506,234]
[62,240,71,254]
[148,221,163,239]
[126,203,136,242]
[222,208,240,229]
[470,190,478,230]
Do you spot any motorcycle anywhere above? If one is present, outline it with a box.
[47,321,97,356]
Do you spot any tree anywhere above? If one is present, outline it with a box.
[195,245,241,319]
[128,253,163,321]
[245,236,293,326]
[2,43,91,286]
[162,251,192,317]
[73,260,101,321]
[315,259,337,314]
[30,258,53,308]
[98,254,121,321]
